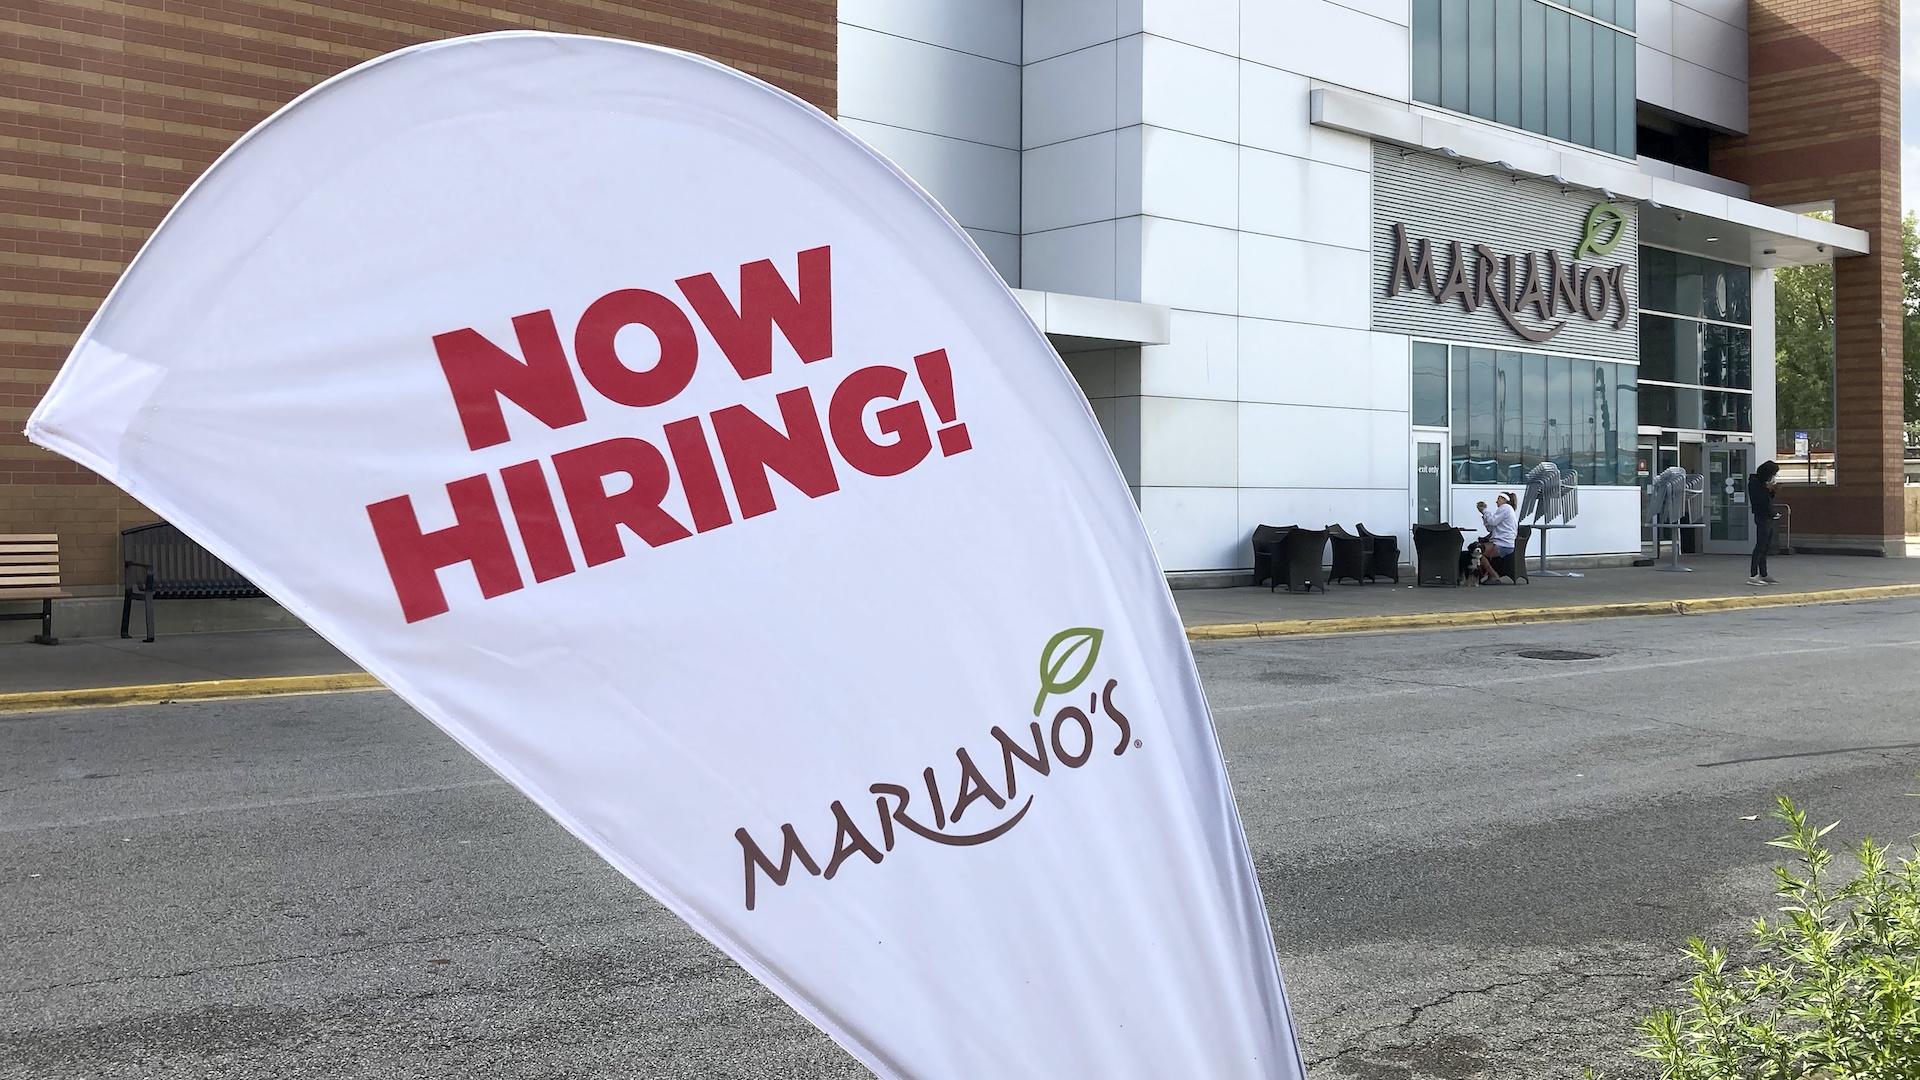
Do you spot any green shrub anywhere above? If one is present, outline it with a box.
[1620,796,1920,1079]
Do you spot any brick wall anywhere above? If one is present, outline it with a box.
[1,1,835,591]
[1715,0,1903,550]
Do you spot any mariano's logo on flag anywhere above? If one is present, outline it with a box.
[737,627,1144,911]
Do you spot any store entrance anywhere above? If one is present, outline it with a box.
[1704,441,1755,555]
[1640,434,1710,554]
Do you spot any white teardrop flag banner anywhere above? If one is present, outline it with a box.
[28,33,1305,1078]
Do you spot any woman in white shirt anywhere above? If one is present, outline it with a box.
[1476,493,1519,582]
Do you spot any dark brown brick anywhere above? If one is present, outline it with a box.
[1,0,836,585]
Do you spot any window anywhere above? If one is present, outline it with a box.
[1413,0,1441,104]
[1701,324,1751,389]
[1639,245,1754,435]
[1468,347,1496,478]
[1641,248,1750,323]
[1441,0,1470,112]
[1469,0,1495,118]
[1643,385,1704,430]
[1548,354,1571,467]
[1452,345,1471,467]
[1413,0,1635,157]
[1573,357,1598,479]
[1639,314,1702,385]
[1425,342,1638,485]
[1612,376,1638,483]
[1522,357,1547,464]
[1704,391,1751,433]
[1545,8,1570,141]
[1520,1,1545,133]
[1495,0,1521,128]
[1497,351,1524,477]
[1592,29,1615,156]
[1412,342,1448,426]
[1614,37,1635,153]
[1569,18,1593,147]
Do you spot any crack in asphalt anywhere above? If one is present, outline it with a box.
[1303,959,1692,1077]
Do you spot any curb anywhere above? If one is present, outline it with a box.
[5,585,1918,709]
[1182,583,1920,642]
[0,672,383,714]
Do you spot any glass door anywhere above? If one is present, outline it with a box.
[1636,435,1657,549]
[1413,434,1448,526]
[1705,441,1753,554]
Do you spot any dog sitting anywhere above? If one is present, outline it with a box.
[1459,540,1485,586]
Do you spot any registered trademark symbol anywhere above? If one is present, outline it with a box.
[1133,739,1143,749]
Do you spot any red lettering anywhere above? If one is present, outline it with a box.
[711,388,841,519]
[573,289,700,407]
[499,460,575,583]
[366,476,523,623]
[828,366,932,478]
[551,437,692,566]
[432,311,587,451]
[662,416,733,533]
[678,246,833,381]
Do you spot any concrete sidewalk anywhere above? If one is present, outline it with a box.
[3,553,1919,699]
[1175,551,1920,628]
[0,628,354,695]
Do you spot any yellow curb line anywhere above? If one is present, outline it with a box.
[1184,583,1920,642]
[0,672,383,714]
[6,583,1919,710]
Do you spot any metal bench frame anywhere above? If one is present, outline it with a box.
[122,522,263,642]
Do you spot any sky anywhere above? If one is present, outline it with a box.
[1906,10,1918,219]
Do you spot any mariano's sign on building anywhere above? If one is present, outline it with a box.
[1371,144,1639,364]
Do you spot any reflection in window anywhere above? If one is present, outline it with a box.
[1435,344,1638,485]
[1548,354,1571,467]
[1638,245,1756,436]
[1572,357,1597,480]
[1613,378,1637,483]
[1704,391,1753,433]
[1702,325,1751,389]
[1522,358,1547,464]
[1641,248,1751,324]
[1468,347,1496,478]
[1497,351,1524,479]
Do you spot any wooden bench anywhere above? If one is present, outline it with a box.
[1,534,71,645]
[122,521,263,643]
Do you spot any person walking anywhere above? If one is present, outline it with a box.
[1748,460,1780,585]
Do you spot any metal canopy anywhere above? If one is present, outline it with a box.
[1309,87,1870,270]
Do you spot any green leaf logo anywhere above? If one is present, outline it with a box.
[1033,626,1103,716]
[1576,202,1626,260]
